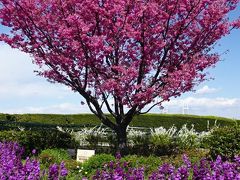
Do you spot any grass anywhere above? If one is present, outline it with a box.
[0,113,238,131]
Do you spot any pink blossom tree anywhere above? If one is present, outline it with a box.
[0,0,239,153]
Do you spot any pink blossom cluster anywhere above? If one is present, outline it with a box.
[0,0,239,113]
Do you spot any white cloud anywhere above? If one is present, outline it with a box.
[0,44,79,100]
[164,97,239,108]
[0,44,37,82]
[1,103,91,114]
[158,97,240,119]
[195,85,219,94]
[0,82,76,100]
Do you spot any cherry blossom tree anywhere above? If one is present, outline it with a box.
[0,0,239,153]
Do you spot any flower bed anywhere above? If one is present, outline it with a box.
[0,142,68,179]
[1,141,240,179]
[93,153,240,179]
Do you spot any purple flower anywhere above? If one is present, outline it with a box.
[0,142,68,179]
[92,154,232,180]
[32,149,36,155]
[116,152,121,160]
[48,163,59,180]
[60,161,68,177]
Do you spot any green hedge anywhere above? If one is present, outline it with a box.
[131,114,237,131]
[0,113,238,131]
[205,125,240,160]
[0,113,100,126]
[0,130,76,157]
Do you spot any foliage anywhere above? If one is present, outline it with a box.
[93,152,145,179]
[93,153,240,180]
[149,155,240,180]
[81,154,115,177]
[149,126,176,155]
[0,113,237,131]
[205,125,240,160]
[0,0,238,111]
[127,128,150,155]
[67,126,114,154]
[0,130,76,156]
[38,149,84,179]
[175,124,211,151]
[64,159,82,177]
[0,113,101,127]
[0,141,68,179]
[161,149,209,168]
[147,125,211,154]
[1,140,239,179]
[38,148,71,168]
[131,114,238,131]
[121,155,162,176]
[127,128,147,146]
[69,124,212,155]
[69,148,207,178]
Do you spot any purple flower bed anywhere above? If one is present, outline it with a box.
[0,141,68,179]
[1,141,240,179]
[93,153,240,180]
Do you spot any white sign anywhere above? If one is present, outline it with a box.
[76,149,95,162]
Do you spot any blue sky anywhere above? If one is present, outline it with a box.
[0,5,240,118]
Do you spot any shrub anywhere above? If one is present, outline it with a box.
[70,124,212,155]
[64,159,82,172]
[122,155,162,175]
[85,126,108,149]
[127,128,150,155]
[149,126,177,155]
[121,149,208,176]
[71,126,108,147]
[81,154,115,177]
[148,125,211,155]
[0,130,76,156]
[38,148,71,168]
[127,128,148,146]
[161,149,209,168]
[106,133,118,153]
[205,125,240,160]
[174,124,211,151]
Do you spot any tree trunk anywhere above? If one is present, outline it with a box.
[116,126,128,156]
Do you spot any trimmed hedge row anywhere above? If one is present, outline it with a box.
[131,114,237,131]
[0,113,238,131]
[0,130,76,157]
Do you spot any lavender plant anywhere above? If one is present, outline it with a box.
[0,141,68,179]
